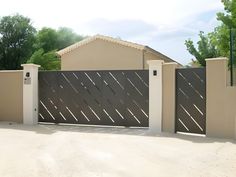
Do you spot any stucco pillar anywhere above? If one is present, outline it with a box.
[147,60,164,133]
[21,64,40,125]
[205,57,236,139]
[162,62,178,133]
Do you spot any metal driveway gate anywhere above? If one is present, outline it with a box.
[39,70,149,127]
[175,68,206,134]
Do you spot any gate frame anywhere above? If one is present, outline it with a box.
[38,70,150,127]
[175,67,206,135]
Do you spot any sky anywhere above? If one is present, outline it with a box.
[0,0,224,65]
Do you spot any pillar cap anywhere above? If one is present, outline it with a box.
[163,62,178,66]
[205,57,228,61]
[21,64,41,68]
[147,60,164,66]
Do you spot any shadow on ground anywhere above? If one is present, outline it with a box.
[0,121,235,144]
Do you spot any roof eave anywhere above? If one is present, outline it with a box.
[144,46,182,66]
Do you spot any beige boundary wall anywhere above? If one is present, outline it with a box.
[206,58,236,139]
[0,71,23,123]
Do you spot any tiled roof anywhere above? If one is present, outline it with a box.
[57,34,146,56]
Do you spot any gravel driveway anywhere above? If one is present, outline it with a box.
[0,123,235,177]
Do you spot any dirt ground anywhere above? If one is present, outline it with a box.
[0,123,235,177]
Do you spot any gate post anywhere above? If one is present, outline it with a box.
[162,63,178,133]
[21,64,40,125]
[147,60,164,133]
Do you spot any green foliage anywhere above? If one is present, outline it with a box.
[185,0,236,66]
[28,27,84,70]
[0,13,85,70]
[27,49,60,70]
[57,27,84,50]
[0,14,36,69]
[34,27,84,52]
[216,0,236,64]
[185,31,219,66]
[211,25,231,58]
[34,27,58,53]
[217,0,236,28]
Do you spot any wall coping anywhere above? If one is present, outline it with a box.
[21,64,41,68]
[205,57,228,61]
[147,60,164,66]
[163,62,178,66]
[0,70,23,73]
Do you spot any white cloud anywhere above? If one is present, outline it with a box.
[0,0,223,29]
[0,0,224,64]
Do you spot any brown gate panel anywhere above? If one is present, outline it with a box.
[38,72,60,123]
[39,70,149,127]
[176,68,206,134]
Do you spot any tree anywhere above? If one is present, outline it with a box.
[217,0,236,28]
[57,27,84,50]
[34,27,84,52]
[27,49,60,70]
[215,0,236,62]
[185,31,219,66]
[0,14,36,70]
[211,24,231,58]
[185,0,236,66]
[28,27,84,70]
[33,27,58,53]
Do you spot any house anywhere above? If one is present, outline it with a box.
[57,34,178,70]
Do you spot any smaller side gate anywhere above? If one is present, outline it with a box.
[175,68,206,134]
